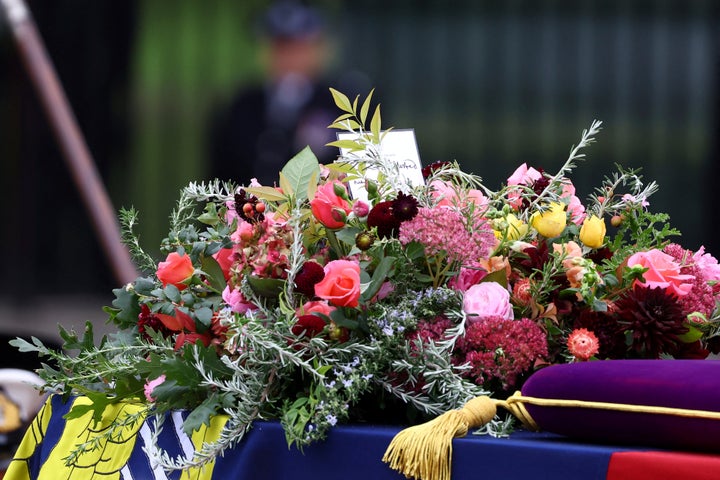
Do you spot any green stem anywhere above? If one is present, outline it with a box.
[326,228,345,259]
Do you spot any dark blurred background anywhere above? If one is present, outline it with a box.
[0,0,718,341]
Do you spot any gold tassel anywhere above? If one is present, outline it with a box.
[383,390,720,480]
[382,396,497,480]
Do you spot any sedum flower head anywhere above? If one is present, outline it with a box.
[398,207,495,266]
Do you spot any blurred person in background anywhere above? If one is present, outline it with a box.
[208,0,367,187]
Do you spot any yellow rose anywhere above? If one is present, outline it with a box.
[579,215,606,248]
[495,213,528,240]
[531,202,567,238]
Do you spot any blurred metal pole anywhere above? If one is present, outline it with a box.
[1,0,138,285]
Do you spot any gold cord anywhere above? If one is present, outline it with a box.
[384,392,720,480]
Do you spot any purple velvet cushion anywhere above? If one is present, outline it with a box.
[521,360,720,451]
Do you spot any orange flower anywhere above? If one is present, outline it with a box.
[567,328,600,361]
[156,252,194,290]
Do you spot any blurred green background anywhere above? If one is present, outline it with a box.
[1,0,718,309]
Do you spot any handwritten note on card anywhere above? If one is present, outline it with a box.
[337,129,424,201]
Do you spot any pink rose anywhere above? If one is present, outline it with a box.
[429,180,488,210]
[506,163,542,209]
[448,266,488,292]
[156,252,194,290]
[626,249,694,297]
[298,300,335,317]
[144,375,166,402]
[314,259,361,307]
[310,181,351,229]
[222,286,258,313]
[463,282,514,323]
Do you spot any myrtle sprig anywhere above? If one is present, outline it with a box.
[526,119,602,212]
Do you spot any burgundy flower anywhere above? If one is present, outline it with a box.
[367,201,400,238]
[454,315,548,390]
[291,314,327,338]
[294,261,325,298]
[573,310,626,359]
[613,286,688,358]
[137,304,172,340]
[391,192,419,221]
[421,161,451,179]
[234,189,265,224]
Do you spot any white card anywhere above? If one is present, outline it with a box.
[336,129,425,201]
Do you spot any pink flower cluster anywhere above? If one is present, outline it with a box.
[398,207,495,266]
[221,211,295,312]
[454,315,548,390]
[664,244,720,318]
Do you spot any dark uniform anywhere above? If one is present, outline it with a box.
[208,1,341,187]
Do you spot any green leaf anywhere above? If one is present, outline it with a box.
[9,336,46,354]
[332,113,354,123]
[279,171,293,197]
[183,396,220,433]
[246,276,285,298]
[134,277,156,296]
[197,202,220,226]
[59,322,97,351]
[243,186,287,202]
[326,139,364,151]
[335,226,361,247]
[360,89,374,126]
[329,88,353,113]
[370,104,382,142]
[361,256,395,302]
[328,119,362,131]
[677,324,704,343]
[152,379,191,401]
[64,392,115,425]
[280,146,321,203]
[404,241,426,260]
[200,255,227,292]
[111,286,141,328]
[481,269,508,288]
[195,307,213,329]
[164,284,182,303]
[330,309,359,330]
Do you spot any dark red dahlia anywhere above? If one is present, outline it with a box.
[234,189,265,223]
[421,161,451,179]
[391,192,419,221]
[291,314,327,338]
[367,201,400,238]
[138,304,173,340]
[613,286,689,358]
[294,261,325,298]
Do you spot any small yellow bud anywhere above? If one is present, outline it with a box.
[579,215,607,248]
